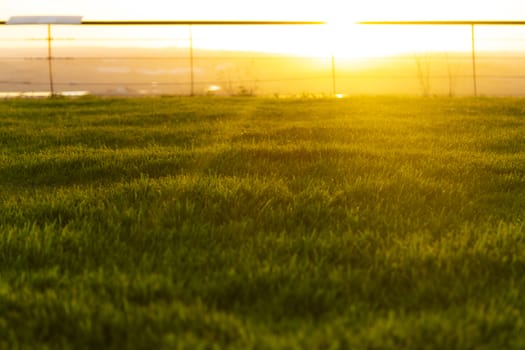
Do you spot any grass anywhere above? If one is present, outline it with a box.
[0,95,524,349]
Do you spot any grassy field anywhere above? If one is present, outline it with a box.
[0,96,524,349]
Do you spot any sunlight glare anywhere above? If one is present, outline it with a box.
[1,0,524,59]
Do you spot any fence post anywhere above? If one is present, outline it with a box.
[189,25,194,96]
[47,24,55,96]
[471,24,477,96]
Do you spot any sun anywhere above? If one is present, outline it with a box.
[324,8,476,60]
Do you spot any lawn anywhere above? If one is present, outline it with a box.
[0,96,524,349]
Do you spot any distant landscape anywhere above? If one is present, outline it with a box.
[3,46,525,96]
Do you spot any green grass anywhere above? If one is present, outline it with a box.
[1,96,525,349]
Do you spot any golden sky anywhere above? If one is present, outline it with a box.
[1,0,525,57]
[2,0,525,21]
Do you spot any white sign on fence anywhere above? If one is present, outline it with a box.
[7,16,83,25]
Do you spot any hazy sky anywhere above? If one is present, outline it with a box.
[1,0,525,56]
[1,0,525,21]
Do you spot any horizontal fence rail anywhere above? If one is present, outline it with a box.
[2,21,525,97]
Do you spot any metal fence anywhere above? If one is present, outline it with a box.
[2,21,525,97]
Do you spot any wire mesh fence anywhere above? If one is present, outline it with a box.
[1,23,525,97]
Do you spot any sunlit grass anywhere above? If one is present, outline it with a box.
[0,96,524,349]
